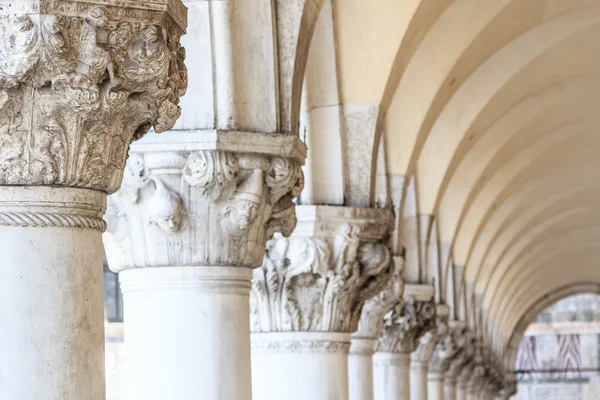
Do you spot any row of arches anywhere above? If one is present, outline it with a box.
[294,0,600,370]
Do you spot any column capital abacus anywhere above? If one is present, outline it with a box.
[0,0,187,195]
[104,133,306,271]
[250,205,394,333]
[375,284,437,354]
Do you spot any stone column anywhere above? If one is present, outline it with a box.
[0,2,186,399]
[445,329,477,400]
[455,366,473,400]
[104,138,305,400]
[250,206,394,400]
[349,256,404,400]
[465,345,486,400]
[410,330,436,400]
[427,311,462,400]
[373,284,436,400]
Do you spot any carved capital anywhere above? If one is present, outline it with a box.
[430,321,465,374]
[375,297,436,354]
[411,328,437,364]
[446,329,478,380]
[103,141,305,271]
[250,206,394,333]
[353,256,404,339]
[0,1,187,193]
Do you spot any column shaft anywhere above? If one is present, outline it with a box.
[120,267,253,400]
[0,187,106,399]
[349,338,377,400]
[444,379,457,400]
[373,352,411,400]
[428,373,444,400]
[410,361,429,400]
[456,381,468,400]
[252,332,350,400]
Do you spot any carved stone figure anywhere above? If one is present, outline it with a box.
[104,146,306,272]
[0,3,187,193]
[148,176,184,234]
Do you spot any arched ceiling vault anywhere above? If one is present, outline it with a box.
[325,0,600,362]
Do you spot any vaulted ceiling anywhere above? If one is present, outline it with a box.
[304,0,600,368]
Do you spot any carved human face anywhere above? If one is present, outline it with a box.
[88,7,109,27]
[151,212,182,234]
[227,199,258,231]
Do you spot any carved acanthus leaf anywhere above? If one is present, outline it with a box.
[353,257,404,339]
[375,298,436,354]
[250,225,393,333]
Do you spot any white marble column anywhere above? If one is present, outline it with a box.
[349,338,378,400]
[251,206,394,400]
[349,256,405,400]
[410,331,436,400]
[427,313,464,400]
[373,284,436,400]
[104,0,328,397]
[455,370,471,400]
[105,141,305,400]
[0,3,186,398]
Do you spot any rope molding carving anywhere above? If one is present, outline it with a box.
[0,211,107,232]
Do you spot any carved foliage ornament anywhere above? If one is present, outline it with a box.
[375,297,437,354]
[105,150,304,270]
[429,322,462,374]
[353,256,404,339]
[0,7,187,193]
[446,330,477,380]
[250,225,392,333]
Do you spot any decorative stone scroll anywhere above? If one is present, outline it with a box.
[353,255,404,340]
[0,1,187,194]
[104,140,305,270]
[376,297,437,354]
[250,206,394,333]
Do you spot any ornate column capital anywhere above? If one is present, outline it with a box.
[428,309,464,374]
[250,206,394,333]
[446,328,477,381]
[375,285,436,354]
[352,255,404,340]
[104,134,306,270]
[0,1,187,195]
